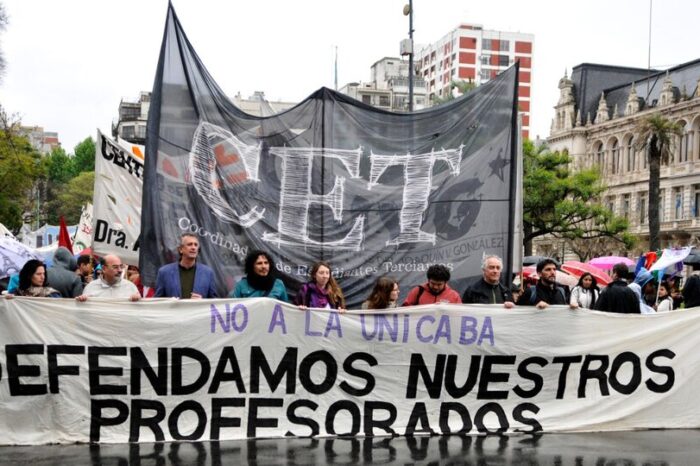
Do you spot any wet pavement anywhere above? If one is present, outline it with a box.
[1,430,699,465]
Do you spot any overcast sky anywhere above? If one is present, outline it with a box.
[1,0,699,152]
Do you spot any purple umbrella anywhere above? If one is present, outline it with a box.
[587,255,635,271]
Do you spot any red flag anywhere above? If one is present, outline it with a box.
[58,216,74,254]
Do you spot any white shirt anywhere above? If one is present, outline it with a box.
[82,278,139,299]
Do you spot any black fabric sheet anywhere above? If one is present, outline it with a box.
[141,5,519,307]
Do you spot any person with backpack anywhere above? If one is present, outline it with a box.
[402,264,461,306]
[516,258,567,309]
[229,250,288,301]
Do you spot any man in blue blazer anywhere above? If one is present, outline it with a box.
[155,233,217,299]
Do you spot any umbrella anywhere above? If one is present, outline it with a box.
[523,256,560,267]
[587,256,635,271]
[0,237,43,279]
[521,266,578,288]
[683,248,700,266]
[561,261,611,286]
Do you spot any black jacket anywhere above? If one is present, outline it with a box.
[462,278,513,304]
[517,281,567,306]
[594,280,640,314]
[683,275,700,309]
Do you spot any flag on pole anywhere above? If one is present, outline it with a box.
[58,216,73,254]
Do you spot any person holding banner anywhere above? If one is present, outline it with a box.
[295,261,345,310]
[76,254,140,301]
[362,276,399,309]
[461,255,514,308]
[229,250,288,301]
[5,260,61,298]
[402,264,461,306]
[516,259,568,309]
[155,234,217,299]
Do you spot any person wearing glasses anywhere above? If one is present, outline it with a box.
[76,254,140,301]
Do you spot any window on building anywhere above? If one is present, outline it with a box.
[595,143,604,173]
[480,55,490,65]
[379,95,390,107]
[627,138,635,171]
[659,189,665,222]
[682,130,690,162]
[611,140,620,174]
[694,185,700,218]
[362,95,371,105]
[639,193,647,224]
[482,39,492,50]
[606,196,615,214]
[498,55,509,67]
[622,194,630,220]
[480,69,490,82]
[674,187,684,220]
[121,125,135,140]
[499,41,510,51]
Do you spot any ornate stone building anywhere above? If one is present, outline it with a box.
[545,59,700,257]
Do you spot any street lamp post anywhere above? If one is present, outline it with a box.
[403,1,414,112]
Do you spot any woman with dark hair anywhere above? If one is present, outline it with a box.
[295,261,345,311]
[362,276,399,309]
[5,260,61,298]
[569,272,599,309]
[656,282,674,312]
[229,250,288,301]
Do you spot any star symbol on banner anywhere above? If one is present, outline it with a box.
[489,148,509,182]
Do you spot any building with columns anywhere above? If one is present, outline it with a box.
[547,58,700,256]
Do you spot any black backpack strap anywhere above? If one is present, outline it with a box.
[414,286,425,305]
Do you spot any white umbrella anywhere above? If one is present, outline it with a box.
[0,236,42,279]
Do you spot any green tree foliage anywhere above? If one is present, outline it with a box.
[56,171,94,224]
[523,139,634,256]
[634,114,682,251]
[70,137,96,175]
[0,107,43,232]
[432,79,476,105]
[45,147,73,184]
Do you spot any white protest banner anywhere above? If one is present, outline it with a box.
[92,130,144,265]
[72,203,93,254]
[1,298,698,445]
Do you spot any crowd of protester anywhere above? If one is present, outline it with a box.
[3,232,700,314]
